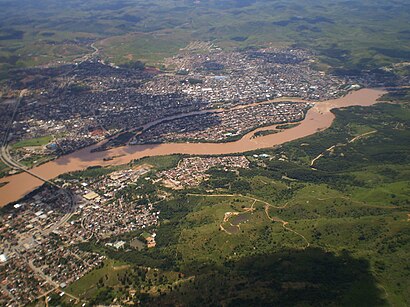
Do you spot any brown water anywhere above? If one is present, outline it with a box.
[0,88,386,207]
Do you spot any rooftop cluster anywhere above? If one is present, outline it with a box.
[132,101,312,144]
[159,156,250,189]
[0,165,160,305]
[1,46,348,167]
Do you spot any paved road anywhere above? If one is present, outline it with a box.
[28,260,59,288]
[1,90,26,146]
[0,89,59,187]
[29,260,81,304]
[0,90,81,303]
[0,143,61,189]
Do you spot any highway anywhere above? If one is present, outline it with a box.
[0,90,62,188]
[1,91,82,303]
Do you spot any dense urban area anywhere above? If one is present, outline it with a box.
[0,46,352,171]
[0,41,409,306]
[131,101,312,144]
[1,0,410,305]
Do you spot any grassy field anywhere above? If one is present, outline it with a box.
[65,259,130,300]
[6,135,56,169]
[11,135,53,148]
[130,154,183,171]
[61,99,410,306]
[96,32,190,66]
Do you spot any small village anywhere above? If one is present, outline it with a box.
[159,156,250,189]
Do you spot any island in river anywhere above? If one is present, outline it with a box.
[0,88,386,207]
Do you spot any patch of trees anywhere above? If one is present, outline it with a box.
[89,287,115,305]
[230,179,251,193]
[149,248,386,306]
[67,82,91,93]
[119,60,145,70]
[202,61,224,71]
[0,29,24,40]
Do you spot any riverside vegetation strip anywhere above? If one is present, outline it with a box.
[0,88,384,207]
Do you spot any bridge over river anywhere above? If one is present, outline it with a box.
[0,88,386,207]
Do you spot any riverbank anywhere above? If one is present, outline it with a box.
[0,88,386,207]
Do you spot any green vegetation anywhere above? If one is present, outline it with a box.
[18,153,56,169]
[0,0,409,74]
[64,260,133,301]
[276,122,300,130]
[1,1,408,304]
[62,259,182,305]
[0,160,10,178]
[59,154,182,182]
[69,99,410,306]
[60,165,125,181]
[63,256,188,305]
[96,32,189,66]
[252,129,279,138]
[66,82,92,93]
[5,135,56,169]
[130,154,182,172]
[11,135,53,149]
[380,88,410,102]
[118,60,145,70]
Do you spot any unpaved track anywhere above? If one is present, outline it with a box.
[310,130,377,167]
[189,193,310,248]
[264,205,310,249]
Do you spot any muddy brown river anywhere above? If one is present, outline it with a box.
[0,88,386,207]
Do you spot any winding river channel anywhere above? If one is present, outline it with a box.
[0,88,386,207]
